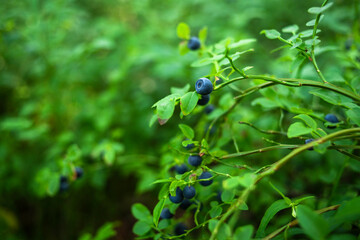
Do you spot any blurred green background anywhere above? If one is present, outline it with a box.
[0,0,358,239]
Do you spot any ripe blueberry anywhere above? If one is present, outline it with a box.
[198,171,213,186]
[205,104,215,114]
[197,94,210,106]
[75,167,83,179]
[175,164,189,174]
[179,199,194,210]
[184,143,195,150]
[188,155,202,167]
[183,186,196,199]
[187,37,201,50]
[169,187,184,204]
[305,138,314,151]
[325,114,339,123]
[160,208,173,219]
[195,78,213,95]
[174,223,188,236]
[59,176,69,192]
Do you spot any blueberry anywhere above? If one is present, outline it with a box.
[217,191,223,203]
[183,186,196,199]
[195,78,213,95]
[160,208,173,219]
[188,155,202,167]
[215,77,223,85]
[59,176,69,192]
[184,143,195,150]
[175,164,189,174]
[169,187,184,204]
[198,172,213,186]
[174,223,188,236]
[75,167,83,179]
[187,37,201,50]
[197,94,210,106]
[305,139,314,151]
[205,104,215,114]
[325,114,339,123]
[179,199,194,210]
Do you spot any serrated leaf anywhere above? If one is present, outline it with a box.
[308,3,333,15]
[153,199,166,227]
[287,122,313,138]
[178,124,194,139]
[261,29,281,39]
[180,92,199,115]
[297,205,330,240]
[177,22,190,39]
[234,225,254,240]
[294,114,317,130]
[256,199,290,238]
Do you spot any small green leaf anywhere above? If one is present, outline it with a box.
[346,107,360,126]
[157,98,176,125]
[256,200,290,238]
[287,122,313,138]
[209,206,222,218]
[199,26,207,42]
[331,197,360,229]
[178,124,195,139]
[228,38,256,49]
[221,189,235,203]
[261,29,281,39]
[282,25,299,34]
[131,203,152,221]
[171,84,190,95]
[308,3,333,14]
[179,41,190,55]
[234,225,254,240]
[306,16,324,26]
[93,222,118,240]
[297,205,330,240]
[133,221,151,236]
[294,114,317,130]
[177,22,190,39]
[180,92,199,115]
[290,38,302,49]
[153,198,166,227]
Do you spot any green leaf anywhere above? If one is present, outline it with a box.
[346,107,360,126]
[179,41,190,55]
[131,203,152,221]
[234,225,254,240]
[297,205,330,240]
[171,84,190,95]
[177,22,190,39]
[178,124,194,139]
[180,92,199,116]
[261,29,281,39]
[133,221,151,236]
[156,98,176,125]
[238,173,256,188]
[287,122,313,138]
[290,38,302,49]
[269,182,292,205]
[256,199,290,238]
[221,189,235,203]
[47,173,60,196]
[217,222,231,240]
[282,24,299,34]
[294,114,317,130]
[228,38,256,49]
[93,222,118,240]
[294,196,315,204]
[152,178,173,184]
[209,206,222,218]
[308,3,333,15]
[331,197,360,230]
[306,16,324,26]
[153,198,165,227]
[199,26,207,42]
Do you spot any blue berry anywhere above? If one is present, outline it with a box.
[325,114,339,123]
[59,176,69,192]
[198,171,213,186]
[184,143,195,150]
[75,167,83,179]
[188,155,202,167]
[169,187,184,204]
[195,78,213,95]
[160,208,173,219]
[183,186,196,199]
[205,104,215,114]
[179,199,194,210]
[305,139,314,151]
[174,223,188,236]
[198,94,210,106]
[187,37,201,50]
[175,164,188,174]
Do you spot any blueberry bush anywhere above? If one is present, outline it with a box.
[132,1,360,239]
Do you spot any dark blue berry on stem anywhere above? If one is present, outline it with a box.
[305,139,314,151]
[75,167,83,179]
[205,104,215,114]
[197,94,210,106]
[174,223,188,235]
[179,199,194,210]
[187,37,201,50]
[169,187,184,204]
[195,78,213,95]
[325,114,339,123]
[175,164,189,174]
[188,155,202,167]
[59,176,69,192]
[183,186,196,199]
[184,143,195,150]
[198,171,213,186]
[160,208,173,219]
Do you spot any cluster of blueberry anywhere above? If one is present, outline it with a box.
[59,167,83,192]
[305,114,340,150]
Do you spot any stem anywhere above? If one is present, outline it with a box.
[221,144,298,159]
[239,121,287,136]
